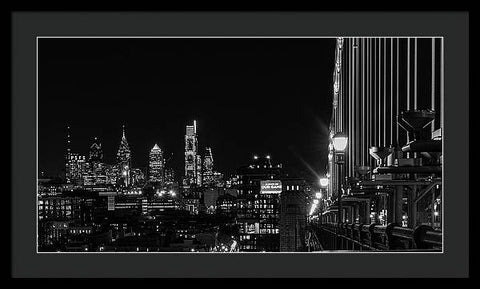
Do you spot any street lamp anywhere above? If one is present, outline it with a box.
[332,132,348,152]
[319,177,329,188]
[332,132,348,225]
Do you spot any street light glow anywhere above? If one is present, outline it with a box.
[315,192,322,199]
[332,132,348,151]
[319,178,329,187]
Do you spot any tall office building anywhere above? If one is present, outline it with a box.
[66,153,87,185]
[84,137,107,186]
[117,125,131,187]
[196,154,202,186]
[148,143,164,184]
[88,137,103,163]
[183,120,198,188]
[202,147,214,186]
[64,126,87,184]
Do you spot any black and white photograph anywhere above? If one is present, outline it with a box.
[37,36,444,253]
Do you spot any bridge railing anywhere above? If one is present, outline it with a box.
[312,222,442,251]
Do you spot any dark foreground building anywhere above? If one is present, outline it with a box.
[233,156,309,252]
[279,179,308,252]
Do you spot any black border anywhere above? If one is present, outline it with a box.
[11,11,469,278]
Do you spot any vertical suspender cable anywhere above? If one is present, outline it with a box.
[432,38,436,132]
[350,39,354,177]
[407,38,410,110]
[406,38,410,157]
[384,38,387,147]
[356,39,360,167]
[414,38,418,110]
[414,38,418,158]
[391,38,394,146]
[396,38,400,146]
[370,38,373,166]
[351,38,354,177]
[373,38,376,149]
[356,39,360,169]
[440,38,444,131]
[362,38,365,166]
[378,38,382,147]
[340,39,343,132]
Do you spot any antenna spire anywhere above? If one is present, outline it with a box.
[66,125,71,153]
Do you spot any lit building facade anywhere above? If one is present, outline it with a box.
[83,138,108,186]
[148,144,164,184]
[202,147,214,186]
[65,153,87,185]
[89,138,103,163]
[216,194,237,216]
[183,120,199,188]
[235,156,284,252]
[117,126,132,187]
[164,168,175,186]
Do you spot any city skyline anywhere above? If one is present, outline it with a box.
[37,36,444,254]
[38,38,336,182]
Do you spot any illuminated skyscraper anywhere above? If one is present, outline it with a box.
[88,137,103,163]
[183,120,198,187]
[149,143,164,184]
[84,137,107,186]
[202,147,214,186]
[64,126,87,184]
[117,125,131,187]
[196,154,203,186]
[66,153,86,185]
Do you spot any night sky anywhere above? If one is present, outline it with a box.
[38,38,336,182]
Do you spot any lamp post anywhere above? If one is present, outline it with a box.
[319,177,328,224]
[332,132,348,225]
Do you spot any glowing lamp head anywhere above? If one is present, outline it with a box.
[266,155,270,159]
[315,192,322,199]
[254,155,258,160]
[332,132,348,152]
[313,199,319,205]
[319,178,329,187]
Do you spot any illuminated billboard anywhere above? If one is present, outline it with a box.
[260,180,282,194]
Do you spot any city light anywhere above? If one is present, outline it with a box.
[332,132,348,151]
[313,199,319,205]
[315,192,322,199]
[319,177,329,187]
[309,203,317,216]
